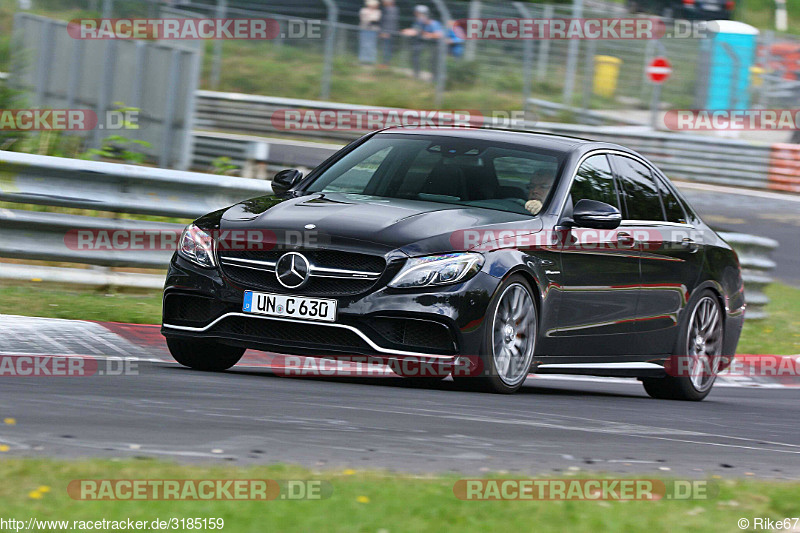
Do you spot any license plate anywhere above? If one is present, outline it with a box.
[243,291,337,322]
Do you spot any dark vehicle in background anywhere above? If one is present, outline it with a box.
[161,128,745,400]
[628,0,734,20]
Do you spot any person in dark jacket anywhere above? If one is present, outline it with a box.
[379,0,399,66]
[402,5,443,79]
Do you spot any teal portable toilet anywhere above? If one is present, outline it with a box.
[702,21,759,110]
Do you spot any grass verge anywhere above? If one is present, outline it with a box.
[0,281,163,325]
[0,281,798,355]
[738,283,800,355]
[0,459,799,533]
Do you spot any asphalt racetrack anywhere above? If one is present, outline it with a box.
[0,316,798,480]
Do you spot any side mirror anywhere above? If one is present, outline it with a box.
[572,199,622,230]
[271,169,304,195]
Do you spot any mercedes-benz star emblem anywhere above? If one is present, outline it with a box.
[275,252,310,289]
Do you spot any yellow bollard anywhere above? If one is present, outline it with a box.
[593,55,622,98]
[750,65,765,88]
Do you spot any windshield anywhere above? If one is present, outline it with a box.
[305,134,565,216]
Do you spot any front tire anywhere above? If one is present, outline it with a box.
[167,338,245,371]
[455,274,538,394]
[642,290,724,401]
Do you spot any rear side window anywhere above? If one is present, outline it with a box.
[655,177,687,224]
[613,156,665,221]
[569,154,619,209]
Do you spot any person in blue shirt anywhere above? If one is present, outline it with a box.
[446,19,465,58]
[401,5,443,79]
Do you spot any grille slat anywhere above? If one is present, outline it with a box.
[210,316,371,352]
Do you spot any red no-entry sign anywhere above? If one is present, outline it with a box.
[646,57,672,84]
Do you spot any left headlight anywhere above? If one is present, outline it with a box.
[178,224,216,268]
[389,253,484,289]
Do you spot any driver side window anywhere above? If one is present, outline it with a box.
[570,154,619,210]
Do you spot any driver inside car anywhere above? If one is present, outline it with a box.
[524,169,555,215]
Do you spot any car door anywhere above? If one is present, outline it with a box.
[610,155,704,354]
[552,153,642,356]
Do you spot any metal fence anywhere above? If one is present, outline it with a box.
[161,0,800,122]
[10,0,800,131]
[11,13,203,169]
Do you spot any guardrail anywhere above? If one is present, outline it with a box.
[718,232,779,320]
[193,90,800,193]
[0,150,270,219]
[192,131,340,174]
[0,151,271,289]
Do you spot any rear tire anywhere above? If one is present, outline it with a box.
[453,274,538,394]
[642,290,724,401]
[167,338,245,371]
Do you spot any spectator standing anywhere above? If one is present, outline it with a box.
[446,19,465,58]
[359,0,382,64]
[446,20,467,57]
[401,5,443,79]
[379,0,399,66]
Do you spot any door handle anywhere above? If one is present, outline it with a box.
[617,231,636,247]
[681,237,699,253]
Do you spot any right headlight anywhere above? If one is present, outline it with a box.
[178,224,216,268]
[388,253,484,289]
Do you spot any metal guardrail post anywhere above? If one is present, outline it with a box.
[536,4,553,81]
[757,30,774,107]
[581,39,597,114]
[513,2,534,111]
[464,0,480,62]
[562,0,583,105]
[431,0,451,108]
[210,0,227,90]
[320,0,338,101]
[718,232,779,320]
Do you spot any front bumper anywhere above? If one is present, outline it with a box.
[161,254,500,360]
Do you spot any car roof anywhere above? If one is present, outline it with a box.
[375,126,633,156]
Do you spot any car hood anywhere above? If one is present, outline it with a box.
[218,193,542,256]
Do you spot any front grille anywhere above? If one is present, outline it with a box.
[163,293,226,326]
[369,317,457,353]
[222,249,385,273]
[209,315,371,352]
[221,267,379,296]
[218,248,388,297]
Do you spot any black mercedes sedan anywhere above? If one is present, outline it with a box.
[161,128,745,399]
